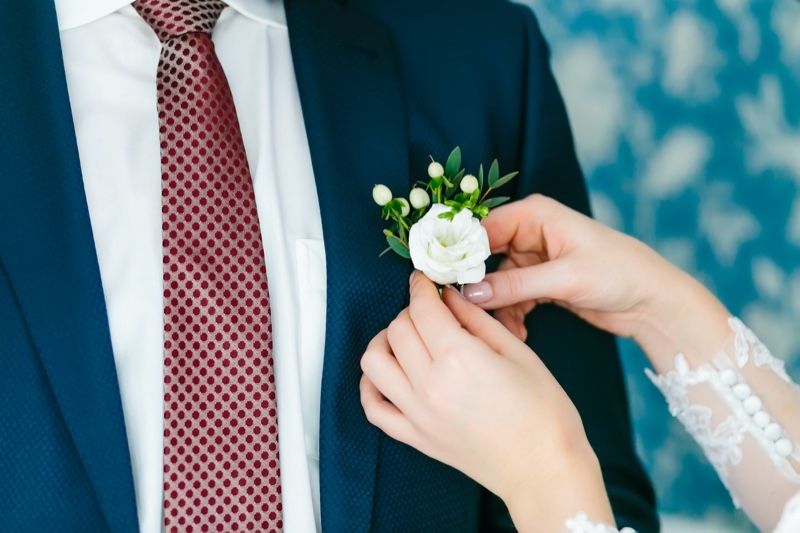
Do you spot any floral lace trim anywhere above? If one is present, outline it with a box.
[645,357,747,491]
[564,513,636,533]
[775,491,800,533]
[646,317,800,508]
[730,317,792,383]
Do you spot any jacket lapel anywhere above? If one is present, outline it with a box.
[0,2,138,531]
[285,0,411,529]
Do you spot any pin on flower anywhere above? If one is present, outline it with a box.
[374,147,519,286]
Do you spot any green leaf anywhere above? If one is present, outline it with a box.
[428,177,443,190]
[445,147,462,178]
[445,170,466,199]
[438,211,455,221]
[470,188,480,203]
[487,159,500,188]
[383,229,394,237]
[478,164,484,190]
[492,171,519,190]
[480,196,511,209]
[386,235,411,259]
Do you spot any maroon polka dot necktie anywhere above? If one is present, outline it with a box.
[131,1,283,531]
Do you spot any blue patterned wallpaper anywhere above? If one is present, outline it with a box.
[521,1,800,530]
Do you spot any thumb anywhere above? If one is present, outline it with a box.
[462,260,573,310]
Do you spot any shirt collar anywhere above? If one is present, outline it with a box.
[55,0,286,32]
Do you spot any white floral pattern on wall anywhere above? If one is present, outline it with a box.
[523,0,800,529]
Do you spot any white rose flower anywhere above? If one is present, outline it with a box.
[460,174,479,194]
[372,184,392,206]
[408,204,491,285]
[409,188,430,209]
[428,161,444,179]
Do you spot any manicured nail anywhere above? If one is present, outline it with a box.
[462,282,493,303]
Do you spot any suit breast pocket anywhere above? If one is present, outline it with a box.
[295,238,327,459]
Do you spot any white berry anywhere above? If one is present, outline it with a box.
[409,188,430,209]
[460,174,479,194]
[428,162,444,179]
[372,184,392,206]
[397,198,410,217]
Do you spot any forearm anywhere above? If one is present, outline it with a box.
[633,264,731,373]
[505,448,615,532]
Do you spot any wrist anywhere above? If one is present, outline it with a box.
[634,266,731,372]
[504,446,614,532]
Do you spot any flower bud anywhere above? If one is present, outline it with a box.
[397,198,411,217]
[460,174,479,194]
[428,162,444,179]
[409,188,430,209]
[372,184,392,206]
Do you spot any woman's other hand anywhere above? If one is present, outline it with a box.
[360,273,613,530]
[462,194,729,368]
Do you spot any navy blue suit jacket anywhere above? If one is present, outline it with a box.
[0,0,658,531]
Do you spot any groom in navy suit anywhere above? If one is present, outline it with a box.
[0,0,658,531]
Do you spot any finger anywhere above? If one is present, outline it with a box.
[462,259,574,310]
[360,330,415,413]
[407,271,463,354]
[386,308,432,386]
[493,305,528,342]
[481,194,560,256]
[360,374,417,445]
[441,286,526,358]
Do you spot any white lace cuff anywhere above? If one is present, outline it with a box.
[564,512,636,533]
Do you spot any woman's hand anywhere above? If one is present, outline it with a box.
[462,194,730,369]
[360,273,614,530]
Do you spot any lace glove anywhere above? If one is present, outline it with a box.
[647,318,800,532]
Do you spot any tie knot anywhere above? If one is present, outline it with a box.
[132,0,226,42]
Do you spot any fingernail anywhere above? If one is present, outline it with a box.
[409,270,417,285]
[462,282,493,303]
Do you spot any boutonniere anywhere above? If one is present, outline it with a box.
[373,147,518,285]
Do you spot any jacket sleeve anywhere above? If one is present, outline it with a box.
[480,5,659,532]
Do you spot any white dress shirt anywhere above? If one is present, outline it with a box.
[54,1,326,531]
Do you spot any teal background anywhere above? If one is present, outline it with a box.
[522,1,800,530]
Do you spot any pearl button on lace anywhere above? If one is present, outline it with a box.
[753,411,771,428]
[719,369,737,387]
[776,438,794,457]
[743,395,763,415]
[765,423,783,441]
[733,383,751,400]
